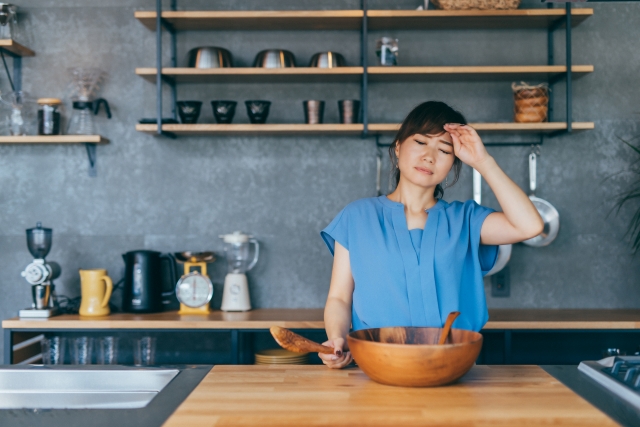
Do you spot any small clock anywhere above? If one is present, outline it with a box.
[176,272,213,312]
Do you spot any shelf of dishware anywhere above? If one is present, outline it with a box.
[0,39,34,57]
[134,8,592,31]
[136,123,364,135]
[136,122,594,136]
[135,67,364,83]
[136,65,593,84]
[0,135,109,144]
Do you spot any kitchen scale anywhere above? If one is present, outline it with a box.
[174,252,215,315]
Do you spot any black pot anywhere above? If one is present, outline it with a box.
[211,100,237,124]
[245,100,271,124]
[177,101,202,124]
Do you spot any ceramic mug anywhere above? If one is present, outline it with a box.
[79,269,113,317]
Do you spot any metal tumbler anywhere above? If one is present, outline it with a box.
[338,100,360,124]
[303,100,325,124]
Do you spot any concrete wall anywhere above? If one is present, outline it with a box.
[1,0,639,357]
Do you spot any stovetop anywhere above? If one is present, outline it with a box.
[579,356,640,409]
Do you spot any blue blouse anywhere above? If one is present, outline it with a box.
[321,196,498,332]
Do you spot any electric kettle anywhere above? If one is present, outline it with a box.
[121,250,177,313]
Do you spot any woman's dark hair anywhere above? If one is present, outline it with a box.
[389,101,466,199]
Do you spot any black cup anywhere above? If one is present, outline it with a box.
[177,101,202,124]
[303,100,325,124]
[338,100,360,124]
[211,100,237,124]
[245,100,271,124]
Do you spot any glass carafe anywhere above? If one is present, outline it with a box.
[220,232,259,274]
[67,99,111,135]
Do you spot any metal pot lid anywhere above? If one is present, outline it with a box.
[174,251,216,263]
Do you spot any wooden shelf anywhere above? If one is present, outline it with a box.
[0,39,34,57]
[367,8,593,30]
[368,65,594,82]
[134,10,364,31]
[134,9,592,31]
[135,67,363,83]
[136,123,364,136]
[136,123,593,136]
[0,135,108,144]
[371,122,595,134]
[136,65,592,84]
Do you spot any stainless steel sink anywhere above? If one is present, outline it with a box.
[0,366,179,409]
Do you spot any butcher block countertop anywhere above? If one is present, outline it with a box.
[162,365,617,427]
[4,308,640,330]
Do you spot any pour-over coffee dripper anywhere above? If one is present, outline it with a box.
[0,91,37,135]
[66,67,112,135]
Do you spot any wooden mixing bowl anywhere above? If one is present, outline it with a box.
[347,327,483,387]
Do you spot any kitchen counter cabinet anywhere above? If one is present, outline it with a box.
[162,365,621,427]
[5,309,640,365]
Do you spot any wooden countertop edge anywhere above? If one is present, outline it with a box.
[5,320,640,330]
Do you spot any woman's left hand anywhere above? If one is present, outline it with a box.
[443,123,492,170]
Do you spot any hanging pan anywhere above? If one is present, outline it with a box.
[473,169,511,276]
[523,151,559,247]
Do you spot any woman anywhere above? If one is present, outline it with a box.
[319,101,544,368]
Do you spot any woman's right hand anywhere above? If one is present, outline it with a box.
[319,338,353,369]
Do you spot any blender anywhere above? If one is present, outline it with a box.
[67,67,112,135]
[19,223,61,318]
[219,231,259,312]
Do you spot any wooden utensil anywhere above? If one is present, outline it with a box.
[270,326,335,354]
[438,311,460,345]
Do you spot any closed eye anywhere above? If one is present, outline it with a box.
[439,149,452,155]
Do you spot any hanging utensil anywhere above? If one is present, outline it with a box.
[523,149,560,247]
[473,169,512,276]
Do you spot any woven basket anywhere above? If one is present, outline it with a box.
[431,0,520,10]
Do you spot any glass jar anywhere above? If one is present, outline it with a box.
[376,37,399,66]
[37,98,63,135]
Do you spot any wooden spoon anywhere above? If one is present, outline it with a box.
[437,311,461,345]
[270,326,335,355]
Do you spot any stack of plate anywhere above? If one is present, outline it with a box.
[255,349,309,365]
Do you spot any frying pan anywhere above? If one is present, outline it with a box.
[523,152,560,247]
[473,169,511,276]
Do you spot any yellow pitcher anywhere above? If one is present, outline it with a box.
[79,269,113,317]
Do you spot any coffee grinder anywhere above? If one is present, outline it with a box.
[19,222,61,318]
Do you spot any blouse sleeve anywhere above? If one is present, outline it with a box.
[466,201,499,275]
[320,207,349,256]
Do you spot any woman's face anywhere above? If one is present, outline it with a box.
[395,132,455,189]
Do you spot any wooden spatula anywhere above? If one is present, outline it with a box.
[270,326,335,355]
[438,311,461,345]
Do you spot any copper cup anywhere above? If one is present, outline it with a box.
[303,100,325,124]
[338,100,360,124]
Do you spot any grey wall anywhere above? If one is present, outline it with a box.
[1,0,640,357]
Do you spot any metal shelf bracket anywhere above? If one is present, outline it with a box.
[85,143,97,177]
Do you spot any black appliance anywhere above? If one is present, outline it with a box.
[122,250,177,313]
